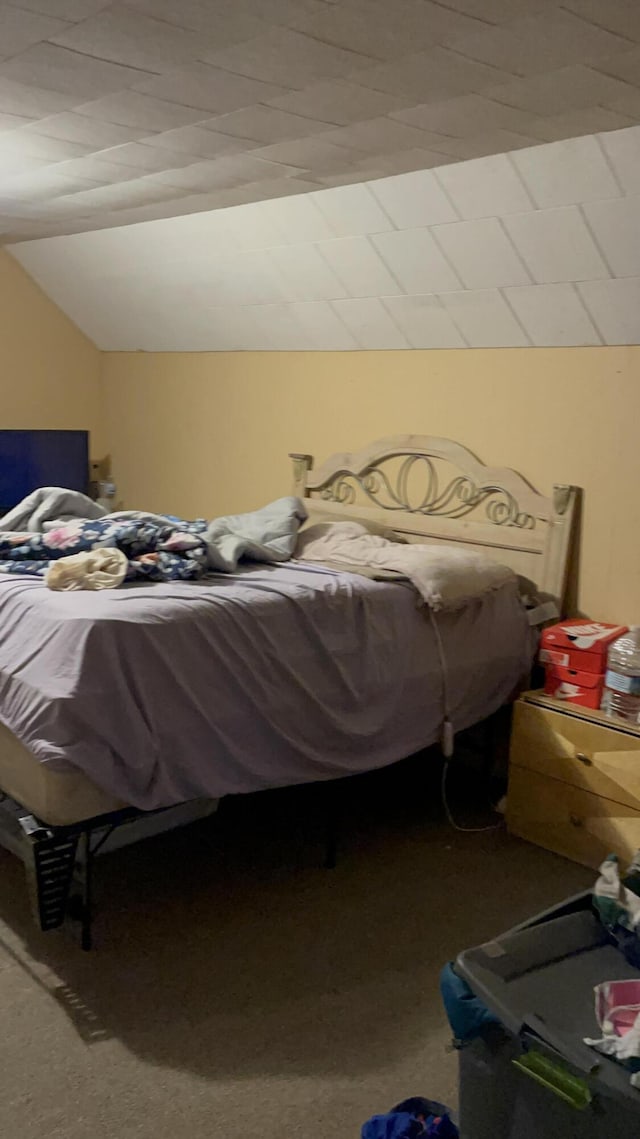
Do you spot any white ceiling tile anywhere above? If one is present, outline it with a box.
[0,43,147,99]
[311,182,393,237]
[382,293,466,347]
[0,167,99,201]
[599,126,640,196]
[140,126,247,159]
[556,0,640,40]
[8,1,111,20]
[287,0,450,60]
[421,0,554,21]
[486,66,637,117]
[318,235,403,296]
[95,141,201,173]
[23,110,147,147]
[591,46,640,87]
[318,116,450,155]
[350,46,515,100]
[449,9,630,78]
[249,304,315,350]
[133,62,288,113]
[503,205,610,283]
[51,5,207,72]
[198,306,268,351]
[268,243,347,300]
[55,178,189,212]
[0,111,33,130]
[361,147,457,176]
[0,5,70,55]
[582,196,640,278]
[287,300,358,349]
[249,137,362,174]
[330,297,409,347]
[439,288,530,346]
[577,277,640,343]
[427,129,541,160]
[74,92,207,132]
[392,94,536,138]
[511,135,622,208]
[605,90,640,119]
[122,0,270,42]
[203,27,371,90]
[432,217,531,289]
[528,107,634,143]
[435,153,534,218]
[52,154,147,184]
[259,193,336,243]
[0,77,76,118]
[367,168,459,229]
[503,282,601,345]
[0,130,89,161]
[205,105,334,144]
[372,227,462,293]
[152,154,297,193]
[196,249,290,306]
[267,79,409,124]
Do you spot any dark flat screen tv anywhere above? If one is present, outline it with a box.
[0,430,89,513]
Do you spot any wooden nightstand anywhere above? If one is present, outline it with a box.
[507,691,640,870]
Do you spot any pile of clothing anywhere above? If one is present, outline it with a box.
[0,487,306,590]
[588,850,640,1085]
[361,1097,458,1138]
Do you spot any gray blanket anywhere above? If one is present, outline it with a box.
[0,487,106,533]
[205,497,307,571]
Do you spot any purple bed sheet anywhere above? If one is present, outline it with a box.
[0,563,534,811]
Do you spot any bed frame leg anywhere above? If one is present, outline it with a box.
[80,830,93,951]
[322,784,339,870]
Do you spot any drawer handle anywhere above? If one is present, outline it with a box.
[569,813,584,828]
[574,752,592,766]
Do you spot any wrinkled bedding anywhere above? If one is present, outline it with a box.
[296,521,516,609]
[0,495,306,584]
[0,564,534,810]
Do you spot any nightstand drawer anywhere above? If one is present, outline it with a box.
[510,701,640,810]
[507,766,640,869]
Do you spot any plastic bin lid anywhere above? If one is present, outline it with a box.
[456,891,640,1105]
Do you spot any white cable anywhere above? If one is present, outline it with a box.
[428,607,502,835]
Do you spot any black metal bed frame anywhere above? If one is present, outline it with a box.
[0,787,340,951]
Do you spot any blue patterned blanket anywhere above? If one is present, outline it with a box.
[0,514,208,583]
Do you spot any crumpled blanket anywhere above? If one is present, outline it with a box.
[0,514,209,584]
[296,521,515,610]
[0,493,308,587]
[205,496,307,571]
[0,486,106,532]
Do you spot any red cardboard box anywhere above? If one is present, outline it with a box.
[543,665,605,709]
[539,620,627,674]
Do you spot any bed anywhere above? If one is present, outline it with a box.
[0,435,578,947]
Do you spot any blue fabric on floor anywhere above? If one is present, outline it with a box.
[440,961,500,1044]
[362,1097,459,1138]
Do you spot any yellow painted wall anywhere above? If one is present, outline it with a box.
[101,346,640,625]
[0,250,103,455]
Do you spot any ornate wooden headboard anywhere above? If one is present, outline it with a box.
[290,435,578,614]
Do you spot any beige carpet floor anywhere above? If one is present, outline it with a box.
[0,758,591,1139]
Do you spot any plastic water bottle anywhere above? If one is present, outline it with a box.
[602,626,640,723]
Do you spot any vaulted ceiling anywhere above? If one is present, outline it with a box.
[1,0,640,243]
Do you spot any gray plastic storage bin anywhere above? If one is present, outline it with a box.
[455,891,640,1139]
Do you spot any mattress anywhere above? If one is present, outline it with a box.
[0,720,124,825]
[0,564,534,814]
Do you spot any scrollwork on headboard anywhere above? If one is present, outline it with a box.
[289,435,579,614]
[321,453,535,530]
